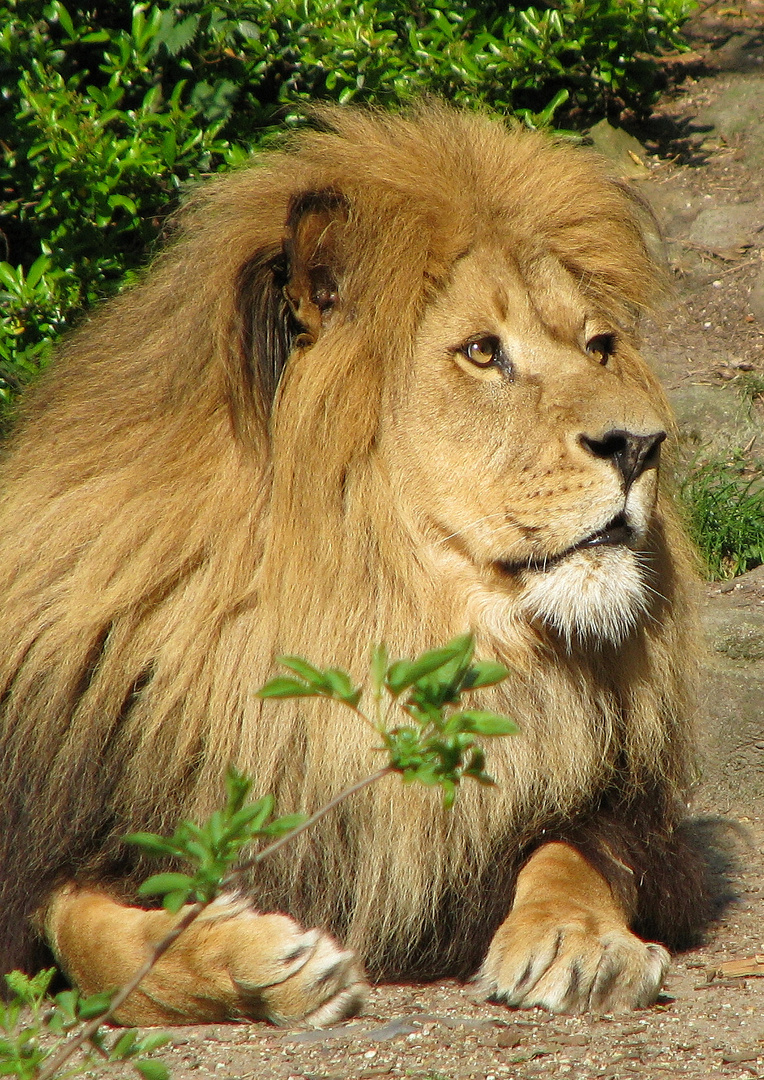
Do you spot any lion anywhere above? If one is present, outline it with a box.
[0,104,710,1028]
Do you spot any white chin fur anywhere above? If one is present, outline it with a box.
[519,547,649,646]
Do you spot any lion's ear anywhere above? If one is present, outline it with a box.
[283,190,349,347]
[228,191,348,444]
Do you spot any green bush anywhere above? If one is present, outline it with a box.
[0,0,693,421]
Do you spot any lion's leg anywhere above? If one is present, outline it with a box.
[42,885,366,1027]
[478,842,669,1013]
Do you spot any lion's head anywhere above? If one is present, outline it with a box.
[0,105,700,982]
[376,224,672,647]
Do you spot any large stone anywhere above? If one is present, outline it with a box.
[667,380,763,459]
[701,73,764,167]
[588,119,649,178]
[687,202,764,252]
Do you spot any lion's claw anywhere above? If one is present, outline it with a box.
[478,921,670,1014]
[227,906,366,1025]
[198,896,367,1026]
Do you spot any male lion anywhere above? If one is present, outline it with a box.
[0,105,708,1027]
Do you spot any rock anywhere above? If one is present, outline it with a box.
[712,621,764,661]
[701,73,764,166]
[638,181,704,233]
[588,119,650,178]
[687,202,764,252]
[667,381,763,459]
[710,33,762,72]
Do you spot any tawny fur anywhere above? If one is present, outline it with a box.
[0,104,707,993]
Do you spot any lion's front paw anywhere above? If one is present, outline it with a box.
[477,912,669,1014]
[225,904,366,1026]
[44,886,366,1026]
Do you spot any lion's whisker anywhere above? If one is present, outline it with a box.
[434,511,515,547]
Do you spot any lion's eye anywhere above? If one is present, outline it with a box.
[586,333,616,364]
[460,335,507,370]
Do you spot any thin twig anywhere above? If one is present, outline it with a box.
[230,766,393,875]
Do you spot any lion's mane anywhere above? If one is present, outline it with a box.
[0,105,706,980]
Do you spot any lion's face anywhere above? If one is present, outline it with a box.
[382,243,670,645]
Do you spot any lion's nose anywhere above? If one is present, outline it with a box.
[579,429,666,490]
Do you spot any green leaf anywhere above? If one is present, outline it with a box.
[25,255,50,290]
[370,643,388,694]
[322,668,362,705]
[123,832,180,856]
[464,746,496,786]
[137,872,195,898]
[441,779,456,809]
[4,967,55,1001]
[258,660,361,705]
[155,12,200,56]
[53,2,76,39]
[260,812,306,836]
[0,263,21,291]
[237,20,260,41]
[453,710,518,736]
[53,988,79,1019]
[108,193,138,215]
[78,991,113,1019]
[136,1033,172,1053]
[536,87,570,127]
[228,794,274,834]
[276,656,328,685]
[462,660,510,689]
[386,635,474,695]
[224,765,253,812]
[134,1060,170,1080]
[162,889,194,914]
[206,810,225,846]
[110,1030,138,1059]
[190,78,238,124]
[256,676,320,698]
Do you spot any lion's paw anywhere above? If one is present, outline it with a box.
[212,897,367,1026]
[477,914,669,1014]
[44,886,365,1027]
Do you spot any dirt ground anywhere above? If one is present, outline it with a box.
[108,7,764,1077]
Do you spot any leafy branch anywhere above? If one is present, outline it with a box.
[3,634,516,1079]
[1,968,169,1080]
